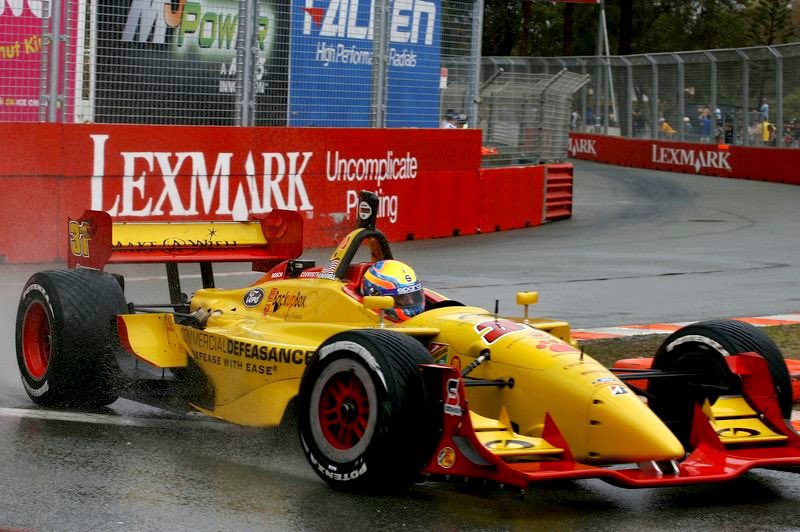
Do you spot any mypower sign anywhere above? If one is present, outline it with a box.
[96,0,289,124]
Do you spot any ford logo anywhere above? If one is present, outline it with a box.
[243,288,265,307]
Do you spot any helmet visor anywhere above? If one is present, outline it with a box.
[394,290,424,309]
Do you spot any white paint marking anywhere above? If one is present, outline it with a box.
[0,407,227,431]
[576,327,674,337]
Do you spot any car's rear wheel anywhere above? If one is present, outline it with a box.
[298,329,437,492]
[649,319,791,446]
[15,269,128,407]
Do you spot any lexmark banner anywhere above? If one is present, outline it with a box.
[96,0,289,125]
[289,0,442,127]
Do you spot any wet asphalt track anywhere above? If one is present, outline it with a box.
[1,160,800,530]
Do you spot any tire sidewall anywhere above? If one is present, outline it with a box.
[299,342,394,488]
[298,330,435,492]
[16,279,60,402]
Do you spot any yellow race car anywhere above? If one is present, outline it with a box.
[16,192,800,493]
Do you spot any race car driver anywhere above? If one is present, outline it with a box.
[361,260,425,322]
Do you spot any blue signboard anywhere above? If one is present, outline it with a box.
[289,0,442,127]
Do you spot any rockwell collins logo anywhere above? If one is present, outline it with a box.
[651,145,732,173]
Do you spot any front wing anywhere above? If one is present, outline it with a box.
[419,354,800,490]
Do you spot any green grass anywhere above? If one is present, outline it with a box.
[579,324,800,368]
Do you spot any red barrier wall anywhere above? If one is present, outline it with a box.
[0,123,553,263]
[478,166,545,233]
[568,133,800,185]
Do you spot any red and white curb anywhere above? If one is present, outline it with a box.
[572,313,800,341]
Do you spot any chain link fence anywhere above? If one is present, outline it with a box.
[487,43,800,148]
[2,0,589,164]
[1,0,483,127]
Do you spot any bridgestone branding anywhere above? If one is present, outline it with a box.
[666,334,731,356]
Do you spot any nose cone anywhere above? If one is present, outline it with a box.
[582,385,685,464]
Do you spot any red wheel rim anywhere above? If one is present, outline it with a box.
[318,371,370,450]
[22,301,51,380]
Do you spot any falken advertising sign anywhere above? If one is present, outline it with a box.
[288,0,442,127]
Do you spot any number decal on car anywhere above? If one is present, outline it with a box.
[68,220,90,258]
[475,319,526,344]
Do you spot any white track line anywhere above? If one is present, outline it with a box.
[0,406,228,431]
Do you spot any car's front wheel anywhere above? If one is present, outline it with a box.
[298,329,437,492]
[649,319,791,446]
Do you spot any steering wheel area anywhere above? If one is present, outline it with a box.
[322,228,394,281]
[318,191,395,282]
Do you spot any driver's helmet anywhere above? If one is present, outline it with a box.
[361,260,425,322]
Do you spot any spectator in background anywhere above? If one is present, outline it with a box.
[760,98,769,122]
[714,106,722,125]
[632,109,645,137]
[659,117,676,138]
[699,110,712,142]
[441,109,459,129]
[683,117,694,139]
[766,123,776,146]
[723,123,735,144]
[570,109,582,131]
[792,120,800,147]
[757,119,774,145]
[714,122,725,143]
[783,123,794,147]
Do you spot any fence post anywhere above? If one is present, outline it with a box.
[60,0,70,122]
[674,53,685,141]
[645,54,658,139]
[468,0,485,129]
[768,46,783,144]
[371,0,390,128]
[737,49,749,146]
[621,56,633,137]
[705,51,717,128]
[38,2,50,122]
[46,0,63,123]
[579,58,588,131]
[235,0,257,126]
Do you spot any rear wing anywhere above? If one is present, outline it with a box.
[67,210,303,304]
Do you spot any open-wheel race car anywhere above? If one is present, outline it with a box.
[15,191,800,494]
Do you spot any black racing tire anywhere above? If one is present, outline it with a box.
[298,329,437,493]
[15,269,128,407]
[649,319,791,446]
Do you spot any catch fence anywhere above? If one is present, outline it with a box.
[486,43,800,148]
[1,0,618,164]
[0,0,483,128]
